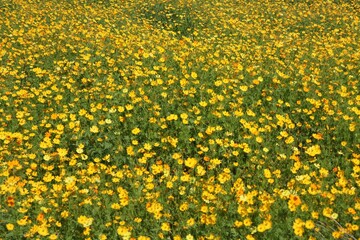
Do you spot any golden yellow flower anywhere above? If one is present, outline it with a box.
[77,215,94,227]
[246,234,255,240]
[184,157,197,168]
[138,236,151,240]
[257,223,267,232]
[90,125,99,133]
[37,225,49,236]
[332,231,342,239]
[57,148,68,157]
[161,222,171,231]
[243,218,252,226]
[117,226,131,237]
[305,145,321,156]
[263,169,272,178]
[6,223,14,231]
[234,220,243,228]
[49,234,58,240]
[99,234,107,240]
[322,207,334,218]
[293,218,304,236]
[187,218,195,227]
[312,133,323,140]
[305,220,315,229]
[17,218,28,226]
[186,234,194,240]
[179,202,189,211]
[131,127,141,135]
[191,72,197,79]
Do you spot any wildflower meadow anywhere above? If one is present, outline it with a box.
[0,0,359,239]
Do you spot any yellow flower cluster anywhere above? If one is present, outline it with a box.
[0,0,359,239]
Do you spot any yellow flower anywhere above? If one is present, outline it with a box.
[276,69,290,79]
[240,85,248,91]
[90,125,99,133]
[234,220,243,228]
[81,53,91,61]
[187,218,195,227]
[312,133,323,140]
[126,146,134,156]
[246,235,255,240]
[196,165,206,176]
[257,223,266,232]
[83,226,91,236]
[144,143,152,150]
[256,136,263,143]
[322,207,333,218]
[57,148,68,157]
[285,136,294,144]
[305,220,315,229]
[43,154,51,161]
[293,218,304,236]
[263,169,272,178]
[37,225,49,236]
[305,145,321,157]
[332,231,342,239]
[243,218,252,226]
[161,222,171,231]
[99,234,107,240]
[131,127,141,135]
[311,211,319,219]
[49,234,58,240]
[61,211,69,218]
[118,106,125,112]
[184,157,197,168]
[17,216,29,226]
[76,147,84,154]
[125,104,133,111]
[138,237,151,240]
[199,101,208,107]
[191,72,197,79]
[77,215,94,227]
[263,220,272,230]
[186,234,194,240]
[6,223,14,231]
[256,220,272,233]
[117,226,131,237]
[79,109,87,116]
[179,202,189,211]
[166,114,178,121]
[349,122,356,131]
[111,203,121,209]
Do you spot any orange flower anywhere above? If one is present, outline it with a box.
[6,196,15,207]
[312,133,323,140]
[37,212,45,222]
[289,195,302,206]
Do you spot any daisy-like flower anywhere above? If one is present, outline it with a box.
[305,145,321,157]
[77,215,94,227]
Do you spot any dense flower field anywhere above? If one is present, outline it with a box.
[0,0,359,239]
